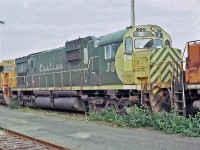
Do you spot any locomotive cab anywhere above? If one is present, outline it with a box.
[115,25,182,112]
[115,25,173,85]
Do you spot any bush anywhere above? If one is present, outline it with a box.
[89,106,200,137]
[8,99,22,109]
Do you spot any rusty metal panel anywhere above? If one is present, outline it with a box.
[185,69,189,83]
[185,68,200,83]
[188,43,200,68]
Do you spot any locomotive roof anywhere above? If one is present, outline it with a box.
[31,46,65,56]
[16,46,65,60]
[98,28,130,46]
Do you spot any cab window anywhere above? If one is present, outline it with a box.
[104,44,115,59]
[125,37,133,53]
[135,39,153,49]
[154,39,163,48]
[84,48,88,64]
[165,40,170,47]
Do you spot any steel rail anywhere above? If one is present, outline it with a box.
[0,127,71,150]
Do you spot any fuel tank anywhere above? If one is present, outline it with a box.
[35,97,54,109]
[54,97,88,112]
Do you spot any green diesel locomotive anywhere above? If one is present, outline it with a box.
[11,24,182,113]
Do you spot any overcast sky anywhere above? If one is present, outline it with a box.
[0,0,199,60]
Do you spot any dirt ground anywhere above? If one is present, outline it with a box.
[0,106,199,150]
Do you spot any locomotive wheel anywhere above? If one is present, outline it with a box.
[24,100,35,107]
[105,100,118,110]
[186,100,196,116]
[150,86,171,112]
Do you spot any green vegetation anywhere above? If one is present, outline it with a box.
[8,99,22,109]
[89,106,200,137]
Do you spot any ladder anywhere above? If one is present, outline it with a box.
[172,61,186,117]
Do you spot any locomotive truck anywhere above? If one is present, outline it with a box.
[1,24,188,114]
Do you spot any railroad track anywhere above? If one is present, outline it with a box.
[0,128,71,150]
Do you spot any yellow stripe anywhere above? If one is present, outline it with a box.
[161,69,172,82]
[150,47,182,84]
[164,73,172,82]
[151,48,164,62]
[11,84,139,91]
[151,48,181,62]
[150,59,173,83]
[168,50,180,61]
[171,48,181,59]
[150,64,160,82]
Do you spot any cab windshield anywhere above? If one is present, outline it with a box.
[135,39,163,49]
[135,39,153,49]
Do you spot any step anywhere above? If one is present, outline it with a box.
[175,100,183,103]
[176,110,183,113]
[143,99,150,102]
[143,91,149,94]
[174,91,182,94]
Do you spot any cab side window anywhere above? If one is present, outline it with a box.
[84,48,88,64]
[125,37,133,54]
[104,44,115,59]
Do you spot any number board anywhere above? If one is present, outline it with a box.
[133,31,150,37]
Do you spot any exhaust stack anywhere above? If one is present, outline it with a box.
[131,0,135,27]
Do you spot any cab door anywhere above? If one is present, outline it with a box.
[124,37,133,72]
[115,37,135,84]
